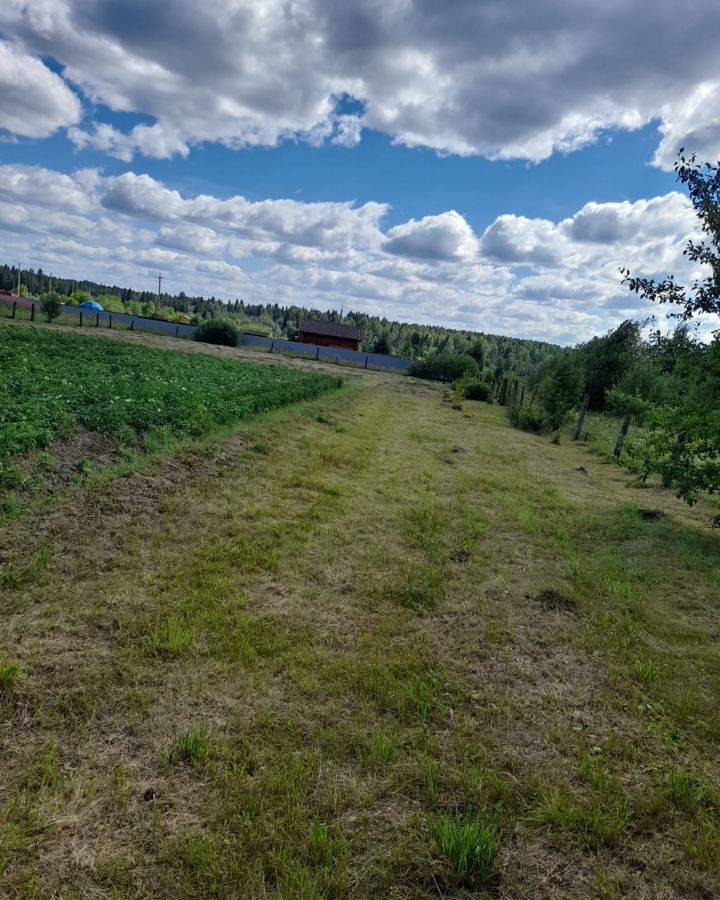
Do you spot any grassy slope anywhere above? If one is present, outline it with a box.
[1,368,720,898]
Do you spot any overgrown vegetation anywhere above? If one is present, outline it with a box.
[462,379,492,402]
[39,292,63,324]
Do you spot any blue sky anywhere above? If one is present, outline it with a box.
[2,117,676,230]
[1,1,718,343]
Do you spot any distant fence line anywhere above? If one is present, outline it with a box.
[239,332,412,370]
[1,296,413,372]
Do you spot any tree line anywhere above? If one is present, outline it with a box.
[507,152,720,507]
[0,264,559,376]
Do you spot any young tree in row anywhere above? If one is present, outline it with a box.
[621,152,720,503]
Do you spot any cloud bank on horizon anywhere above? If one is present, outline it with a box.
[0,164,702,343]
[1,0,718,342]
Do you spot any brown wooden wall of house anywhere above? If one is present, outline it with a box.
[298,332,360,350]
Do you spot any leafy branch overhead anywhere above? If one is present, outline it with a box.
[622,151,720,321]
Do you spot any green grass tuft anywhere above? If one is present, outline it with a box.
[0,660,19,695]
[168,726,211,767]
[148,616,196,656]
[433,808,501,887]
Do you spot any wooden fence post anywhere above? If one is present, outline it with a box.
[30,303,35,322]
[11,301,17,319]
[79,310,83,327]
[519,386,525,407]
[109,314,112,329]
[573,393,590,441]
[270,341,275,352]
[96,313,100,327]
[316,347,320,360]
[498,377,509,406]
[175,325,179,338]
[613,415,631,458]
[130,318,134,330]
[365,355,369,369]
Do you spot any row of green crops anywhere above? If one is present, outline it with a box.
[0,324,342,458]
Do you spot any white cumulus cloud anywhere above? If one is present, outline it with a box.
[0,39,80,137]
[1,0,720,165]
[2,161,714,343]
[383,211,478,261]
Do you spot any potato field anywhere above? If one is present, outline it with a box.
[0,323,341,458]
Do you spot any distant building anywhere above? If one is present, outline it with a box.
[298,318,362,351]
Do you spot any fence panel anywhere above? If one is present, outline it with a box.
[238,332,412,371]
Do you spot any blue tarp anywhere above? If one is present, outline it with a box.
[80,300,104,311]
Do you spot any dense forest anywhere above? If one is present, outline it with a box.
[0,263,559,376]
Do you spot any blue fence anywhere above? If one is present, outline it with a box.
[58,304,197,338]
[1,296,412,371]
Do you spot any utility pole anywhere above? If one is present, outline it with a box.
[16,261,20,297]
[156,274,162,318]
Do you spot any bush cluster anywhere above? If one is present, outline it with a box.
[408,352,480,383]
[40,292,63,323]
[462,380,491,401]
[507,402,548,433]
[194,318,239,347]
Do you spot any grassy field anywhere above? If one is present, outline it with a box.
[1,324,720,898]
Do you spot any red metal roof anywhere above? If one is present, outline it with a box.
[299,318,362,341]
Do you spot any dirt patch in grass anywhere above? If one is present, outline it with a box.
[449,548,470,563]
[47,426,120,485]
[638,507,665,520]
[529,588,578,614]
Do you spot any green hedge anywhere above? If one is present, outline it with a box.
[408,352,480,383]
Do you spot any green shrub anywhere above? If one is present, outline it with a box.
[463,380,491,401]
[408,352,480,383]
[194,318,238,347]
[40,292,63,323]
[508,402,548,433]
[508,352,583,433]
[535,352,584,430]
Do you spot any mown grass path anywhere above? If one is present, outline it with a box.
[1,379,720,898]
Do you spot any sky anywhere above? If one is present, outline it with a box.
[2,0,720,345]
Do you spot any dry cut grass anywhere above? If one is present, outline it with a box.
[1,371,720,898]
